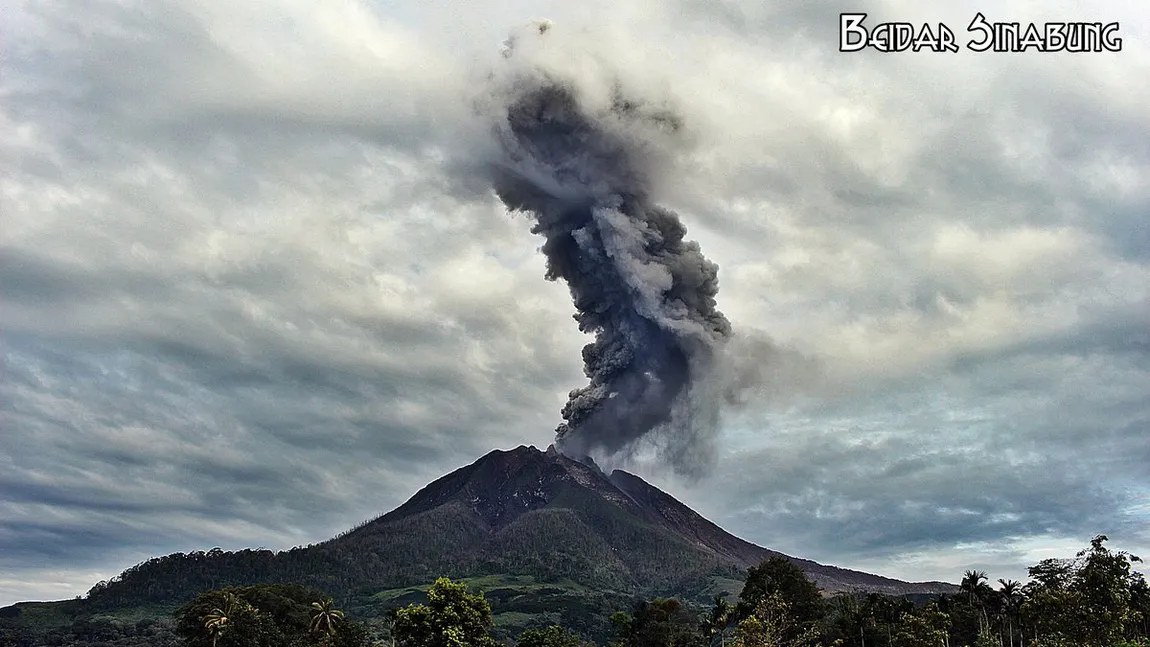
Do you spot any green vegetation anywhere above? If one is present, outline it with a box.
[610,598,700,647]
[53,494,743,622]
[1,535,1146,647]
[391,578,499,647]
[812,535,1148,647]
[173,584,371,647]
[515,625,586,647]
[730,593,820,647]
[736,557,825,642]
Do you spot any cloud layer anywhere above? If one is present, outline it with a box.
[2,0,1148,603]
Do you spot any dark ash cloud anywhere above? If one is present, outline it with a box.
[483,56,732,477]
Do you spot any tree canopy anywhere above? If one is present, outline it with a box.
[737,557,825,640]
[4,534,1148,647]
[174,584,369,647]
[391,578,499,647]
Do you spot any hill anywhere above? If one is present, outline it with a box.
[0,445,956,643]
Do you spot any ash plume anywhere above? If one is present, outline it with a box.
[482,25,733,477]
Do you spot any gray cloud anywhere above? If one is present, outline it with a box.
[2,0,1148,605]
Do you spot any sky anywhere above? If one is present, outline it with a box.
[2,0,1148,606]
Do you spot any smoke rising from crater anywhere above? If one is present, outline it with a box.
[483,25,735,477]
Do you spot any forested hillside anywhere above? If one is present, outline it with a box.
[1,536,1145,647]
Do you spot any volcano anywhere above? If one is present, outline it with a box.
[2,445,955,643]
[326,445,953,595]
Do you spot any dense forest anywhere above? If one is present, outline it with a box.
[1,535,1146,647]
[69,498,748,615]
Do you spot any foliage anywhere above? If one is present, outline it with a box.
[77,495,745,616]
[0,615,182,647]
[737,557,825,643]
[310,598,345,640]
[701,595,737,647]
[391,578,498,647]
[889,602,948,647]
[609,598,699,647]
[1020,535,1144,647]
[4,534,1149,647]
[822,591,912,647]
[173,584,370,647]
[515,625,584,647]
[730,592,820,647]
[972,628,1000,647]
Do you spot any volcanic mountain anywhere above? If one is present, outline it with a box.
[330,444,952,594]
[1,445,954,642]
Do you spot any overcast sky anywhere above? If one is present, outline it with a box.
[3,0,1149,606]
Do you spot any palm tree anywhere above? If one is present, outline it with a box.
[960,571,988,602]
[833,592,872,647]
[202,592,242,647]
[202,608,228,647]
[864,593,898,646]
[310,598,345,645]
[960,570,992,632]
[997,580,1022,647]
[702,595,736,647]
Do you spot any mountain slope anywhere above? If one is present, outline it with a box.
[604,468,952,594]
[319,445,747,594]
[327,444,952,595]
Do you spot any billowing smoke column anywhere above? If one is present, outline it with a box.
[486,30,732,476]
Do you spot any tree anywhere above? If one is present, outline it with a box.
[392,578,498,647]
[1071,535,1143,645]
[878,595,912,645]
[1021,535,1145,647]
[1131,571,1150,640]
[175,584,370,647]
[617,598,701,647]
[889,603,948,647]
[515,625,583,647]
[701,595,736,647]
[201,593,240,647]
[730,592,820,647]
[997,579,1022,647]
[824,592,884,647]
[738,557,825,641]
[960,571,989,604]
[610,598,699,647]
[972,628,999,647]
[310,598,345,645]
[959,570,992,631]
[179,590,281,647]
[329,622,373,647]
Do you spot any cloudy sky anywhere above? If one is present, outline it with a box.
[3,0,1149,606]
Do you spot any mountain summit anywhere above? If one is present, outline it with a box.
[325,444,951,596]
